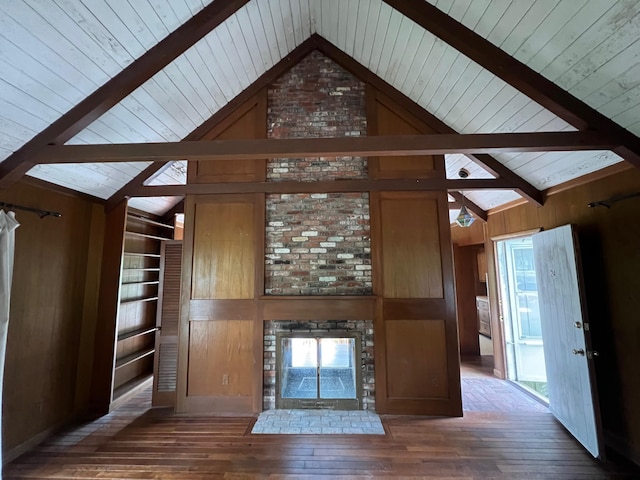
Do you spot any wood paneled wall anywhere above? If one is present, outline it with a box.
[178,194,263,414]
[178,73,460,417]
[453,245,481,357]
[451,221,485,246]
[3,181,104,461]
[368,91,460,416]
[485,168,640,463]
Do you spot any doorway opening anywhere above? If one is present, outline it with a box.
[495,235,548,401]
[276,332,362,410]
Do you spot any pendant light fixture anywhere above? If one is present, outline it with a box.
[455,169,475,228]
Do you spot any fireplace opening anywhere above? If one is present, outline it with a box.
[276,332,362,410]
[264,320,375,411]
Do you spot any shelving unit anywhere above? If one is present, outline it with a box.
[111,211,174,405]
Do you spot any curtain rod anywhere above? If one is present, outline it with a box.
[587,191,640,209]
[0,201,62,219]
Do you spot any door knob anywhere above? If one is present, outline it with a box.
[572,348,585,356]
[574,321,582,329]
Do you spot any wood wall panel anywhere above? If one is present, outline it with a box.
[3,181,103,459]
[450,221,485,246]
[367,90,440,179]
[191,200,255,299]
[385,319,448,399]
[382,299,446,320]
[261,297,376,321]
[189,299,256,321]
[380,193,443,299]
[179,194,261,415]
[454,245,481,357]
[187,320,254,398]
[190,92,267,183]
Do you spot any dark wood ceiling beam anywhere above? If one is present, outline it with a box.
[312,34,544,206]
[128,178,512,197]
[383,0,640,168]
[37,132,616,164]
[105,36,318,212]
[0,0,250,188]
[448,192,487,222]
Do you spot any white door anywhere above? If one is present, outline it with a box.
[532,225,603,458]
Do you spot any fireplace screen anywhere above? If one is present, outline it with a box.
[276,332,362,409]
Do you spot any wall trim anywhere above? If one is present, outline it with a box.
[3,418,70,465]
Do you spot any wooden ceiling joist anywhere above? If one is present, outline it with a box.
[384,0,640,169]
[128,178,513,197]
[0,0,250,189]
[106,37,319,211]
[311,35,544,206]
[38,132,616,164]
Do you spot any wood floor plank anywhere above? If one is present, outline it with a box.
[5,363,640,479]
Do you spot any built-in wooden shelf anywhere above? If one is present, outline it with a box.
[112,373,153,403]
[120,296,158,306]
[123,252,161,258]
[128,215,175,230]
[121,280,160,287]
[115,348,155,370]
[125,230,173,242]
[122,268,161,273]
[118,326,157,342]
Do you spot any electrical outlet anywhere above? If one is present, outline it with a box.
[222,373,229,385]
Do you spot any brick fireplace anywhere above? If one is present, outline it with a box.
[263,320,375,411]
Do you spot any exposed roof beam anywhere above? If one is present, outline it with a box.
[105,36,318,212]
[0,0,250,188]
[311,34,543,206]
[383,0,640,168]
[128,178,512,197]
[448,192,487,222]
[37,132,616,164]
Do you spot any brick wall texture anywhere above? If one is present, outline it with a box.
[265,51,372,295]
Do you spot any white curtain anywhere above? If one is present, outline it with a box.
[0,210,19,472]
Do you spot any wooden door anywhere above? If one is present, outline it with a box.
[152,240,182,407]
[532,225,603,458]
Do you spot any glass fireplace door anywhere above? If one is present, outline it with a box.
[277,333,361,409]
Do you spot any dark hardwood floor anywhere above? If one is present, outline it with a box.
[5,360,639,479]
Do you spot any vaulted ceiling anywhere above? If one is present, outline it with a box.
[2,0,640,216]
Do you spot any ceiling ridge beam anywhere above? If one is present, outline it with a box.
[37,132,617,164]
[383,0,640,168]
[129,178,513,197]
[0,0,250,189]
[105,36,319,212]
[311,34,544,206]
[448,192,487,223]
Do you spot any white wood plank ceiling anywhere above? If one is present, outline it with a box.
[2,0,640,215]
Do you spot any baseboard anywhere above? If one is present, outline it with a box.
[3,419,68,465]
[605,429,640,467]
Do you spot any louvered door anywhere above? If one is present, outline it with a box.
[152,240,182,407]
